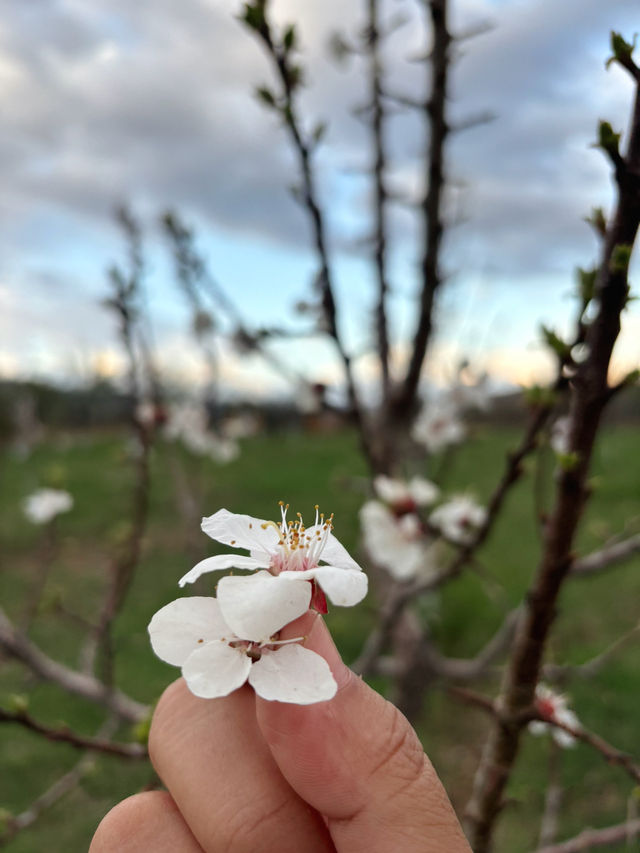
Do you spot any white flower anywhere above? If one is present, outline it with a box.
[148,571,337,704]
[179,505,367,610]
[411,403,465,453]
[445,374,492,412]
[222,413,260,440]
[23,488,73,524]
[429,495,487,545]
[373,475,439,509]
[360,500,439,581]
[529,684,580,748]
[550,416,571,455]
[165,403,239,464]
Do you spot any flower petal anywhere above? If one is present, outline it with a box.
[217,571,311,642]
[316,529,363,572]
[182,641,251,698]
[279,566,368,607]
[178,554,269,587]
[248,644,337,704]
[201,508,280,557]
[148,597,230,666]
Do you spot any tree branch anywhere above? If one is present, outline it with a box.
[0,606,148,723]
[394,0,451,419]
[532,818,640,853]
[367,0,392,406]
[421,607,521,681]
[242,2,375,469]
[544,622,640,683]
[571,532,640,576]
[465,53,640,851]
[0,707,147,759]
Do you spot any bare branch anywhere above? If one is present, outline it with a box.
[552,718,640,786]
[532,819,640,853]
[450,110,496,133]
[465,59,640,851]
[394,0,452,419]
[242,2,375,469]
[354,399,552,675]
[0,606,148,723]
[544,623,640,682]
[0,707,147,759]
[0,718,122,846]
[452,687,640,788]
[0,757,94,847]
[453,20,494,43]
[571,532,640,576]
[422,607,521,681]
[366,0,392,405]
[537,742,563,849]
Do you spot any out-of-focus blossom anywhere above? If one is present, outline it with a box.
[165,403,239,463]
[23,488,73,525]
[373,475,439,511]
[429,495,487,545]
[411,402,465,454]
[550,416,571,455]
[529,684,580,748]
[296,382,326,415]
[446,373,492,412]
[179,504,367,612]
[360,500,438,582]
[149,571,336,704]
[134,399,168,429]
[221,413,260,440]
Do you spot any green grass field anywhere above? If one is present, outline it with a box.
[0,424,638,851]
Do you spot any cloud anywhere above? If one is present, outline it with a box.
[1,0,639,387]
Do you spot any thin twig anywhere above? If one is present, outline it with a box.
[571,532,640,576]
[0,707,147,759]
[0,605,148,723]
[451,686,640,788]
[394,0,451,419]
[537,741,563,849]
[0,718,122,847]
[242,2,374,468]
[544,623,640,683]
[465,51,640,851]
[366,0,392,406]
[532,818,640,853]
[354,401,551,675]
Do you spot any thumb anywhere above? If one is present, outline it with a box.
[255,613,471,853]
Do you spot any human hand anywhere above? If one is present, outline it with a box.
[90,612,471,852]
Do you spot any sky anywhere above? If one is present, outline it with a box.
[1,0,639,400]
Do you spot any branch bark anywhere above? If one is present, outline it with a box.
[0,606,148,723]
[367,0,392,407]
[243,3,375,469]
[465,59,640,849]
[571,532,640,576]
[0,707,147,759]
[393,0,451,419]
[533,818,640,853]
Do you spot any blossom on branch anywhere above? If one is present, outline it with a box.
[411,402,465,453]
[373,475,439,511]
[149,571,337,703]
[550,415,571,455]
[429,495,487,545]
[528,684,581,748]
[179,504,368,612]
[165,402,239,463]
[23,488,73,525]
[360,500,439,581]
